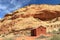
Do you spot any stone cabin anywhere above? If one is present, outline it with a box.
[31,26,46,36]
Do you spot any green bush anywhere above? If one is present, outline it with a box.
[52,30,57,34]
[59,28,60,32]
[50,35,60,40]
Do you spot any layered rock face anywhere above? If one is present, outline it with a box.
[0,4,60,37]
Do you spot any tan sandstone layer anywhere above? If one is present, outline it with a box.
[0,4,60,37]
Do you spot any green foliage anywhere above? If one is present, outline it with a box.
[50,35,60,40]
[52,30,56,34]
[35,35,47,40]
[40,35,46,38]
[59,29,60,32]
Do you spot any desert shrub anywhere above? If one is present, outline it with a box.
[59,28,60,32]
[50,35,60,40]
[40,35,47,38]
[35,35,47,40]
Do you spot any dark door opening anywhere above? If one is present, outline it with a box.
[31,29,36,36]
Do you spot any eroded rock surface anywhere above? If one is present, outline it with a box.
[0,4,60,37]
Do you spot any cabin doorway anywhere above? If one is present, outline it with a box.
[31,29,36,36]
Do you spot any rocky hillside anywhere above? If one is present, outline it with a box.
[0,4,60,37]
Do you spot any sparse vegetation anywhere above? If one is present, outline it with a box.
[59,28,60,32]
[52,30,57,34]
[35,35,47,40]
[50,34,60,40]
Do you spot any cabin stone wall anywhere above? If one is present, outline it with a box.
[31,26,46,36]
